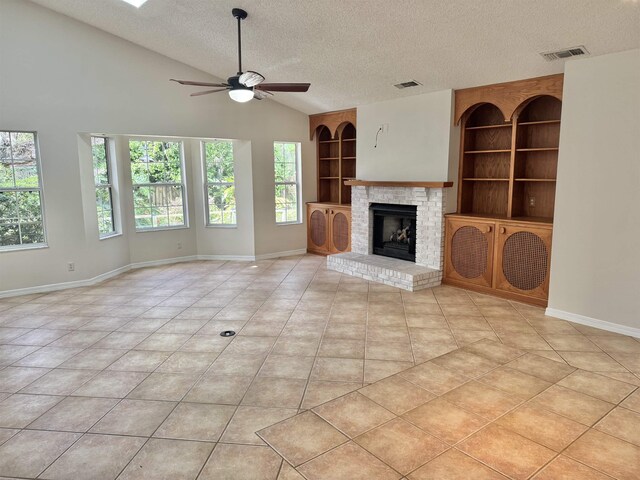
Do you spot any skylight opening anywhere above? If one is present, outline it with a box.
[121,0,148,8]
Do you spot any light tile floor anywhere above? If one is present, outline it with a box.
[0,254,638,479]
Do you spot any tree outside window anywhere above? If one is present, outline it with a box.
[274,142,301,224]
[203,140,236,226]
[0,131,46,249]
[129,140,186,230]
[91,137,117,237]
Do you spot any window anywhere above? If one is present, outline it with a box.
[129,140,186,230]
[203,140,236,226]
[91,137,117,237]
[0,131,46,249]
[274,141,301,224]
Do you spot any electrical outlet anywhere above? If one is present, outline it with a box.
[177,242,182,250]
[67,262,75,272]
[529,197,536,207]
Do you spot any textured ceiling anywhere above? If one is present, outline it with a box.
[30,0,640,114]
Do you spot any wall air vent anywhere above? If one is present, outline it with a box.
[540,46,589,61]
[394,80,422,89]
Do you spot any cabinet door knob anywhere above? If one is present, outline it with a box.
[486,226,492,233]
[331,210,334,214]
[500,227,506,234]
[325,209,329,214]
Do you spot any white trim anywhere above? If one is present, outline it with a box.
[0,249,307,299]
[0,264,130,299]
[129,255,199,269]
[254,248,307,260]
[545,307,640,339]
[197,254,256,261]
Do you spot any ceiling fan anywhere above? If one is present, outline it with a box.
[170,8,310,103]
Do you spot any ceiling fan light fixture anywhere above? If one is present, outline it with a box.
[229,88,254,103]
[120,0,149,7]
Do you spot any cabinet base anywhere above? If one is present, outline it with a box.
[442,278,548,307]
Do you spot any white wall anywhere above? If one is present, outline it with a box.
[548,49,640,333]
[356,89,459,211]
[0,0,314,293]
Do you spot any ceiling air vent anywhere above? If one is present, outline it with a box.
[394,80,422,89]
[540,46,589,61]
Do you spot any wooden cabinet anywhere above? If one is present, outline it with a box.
[494,222,552,300]
[445,216,552,305]
[444,217,495,288]
[307,203,351,255]
[444,75,562,305]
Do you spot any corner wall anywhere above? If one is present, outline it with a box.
[548,49,640,334]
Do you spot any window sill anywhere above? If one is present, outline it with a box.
[0,243,49,253]
[206,225,238,229]
[99,232,123,241]
[135,226,190,233]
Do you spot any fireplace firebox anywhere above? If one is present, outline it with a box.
[371,203,417,262]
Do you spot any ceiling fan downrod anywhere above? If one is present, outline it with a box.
[232,8,248,75]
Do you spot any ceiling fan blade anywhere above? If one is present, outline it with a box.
[255,83,310,92]
[171,79,229,87]
[190,88,229,97]
[239,71,265,87]
[253,90,272,100]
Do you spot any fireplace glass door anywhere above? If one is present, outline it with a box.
[371,203,417,262]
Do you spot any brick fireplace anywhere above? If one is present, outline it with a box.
[327,180,452,291]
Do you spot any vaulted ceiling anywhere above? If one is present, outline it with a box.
[31,0,640,114]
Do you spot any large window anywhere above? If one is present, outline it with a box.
[203,140,236,226]
[91,137,117,237]
[0,131,46,249]
[129,140,186,230]
[274,141,301,224]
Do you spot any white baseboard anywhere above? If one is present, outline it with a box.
[197,254,256,261]
[130,255,199,269]
[196,249,306,262]
[546,307,640,339]
[0,264,131,299]
[255,248,307,260]
[0,249,309,299]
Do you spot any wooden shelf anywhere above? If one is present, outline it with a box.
[319,157,339,160]
[516,148,559,152]
[342,138,356,142]
[515,178,557,182]
[465,124,512,131]
[518,120,560,126]
[464,149,511,154]
[463,178,509,182]
[343,156,356,160]
[447,212,553,225]
[319,177,339,180]
[318,140,339,144]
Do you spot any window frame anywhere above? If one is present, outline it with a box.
[202,139,237,228]
[91,136,120,239]
[273,141,302,225]
[129,138,189,232]
[0,130,48,252]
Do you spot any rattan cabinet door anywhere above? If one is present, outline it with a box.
[444,217,495,287]
[494,223,552,299]
[329,207,351,253]
[307,204,329,254]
